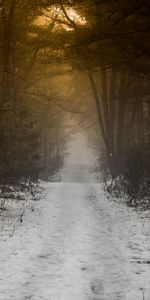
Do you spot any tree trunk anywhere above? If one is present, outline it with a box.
[116,71,127,173]
[89,68,118,178]
[0,0,16,106]
[88,70,107,147]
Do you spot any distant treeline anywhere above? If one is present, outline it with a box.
[0,0,150,200]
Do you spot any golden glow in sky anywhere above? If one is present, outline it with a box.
[64,8,86,24]
[35,6,86,30]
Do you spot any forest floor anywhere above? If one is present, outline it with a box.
[0,135,150,300]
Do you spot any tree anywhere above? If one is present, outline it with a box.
[57,0,150,182]
[0,0,68,182]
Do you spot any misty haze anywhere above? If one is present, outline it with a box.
[0,1,150,300]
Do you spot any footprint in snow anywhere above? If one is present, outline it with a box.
[91,278,104,295]
[38,253,52,259]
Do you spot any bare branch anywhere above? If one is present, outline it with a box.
[60,1,77,31]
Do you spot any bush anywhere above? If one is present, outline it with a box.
[124,147,150,205]
[106,146,150,208]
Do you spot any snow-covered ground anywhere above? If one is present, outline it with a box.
[0,134,150,300]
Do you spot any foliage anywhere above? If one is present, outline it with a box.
[0,0,68,184]
[0,0,150,207]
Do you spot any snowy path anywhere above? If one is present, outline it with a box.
[1,180,150,300]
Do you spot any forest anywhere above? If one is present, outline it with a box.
[1,1,150,300]
[0,0,150,204]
